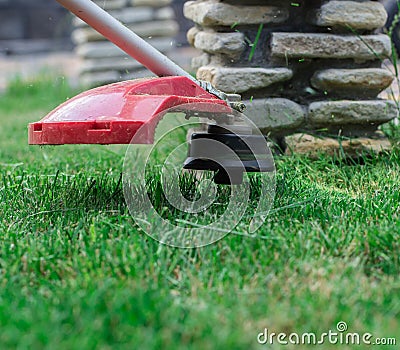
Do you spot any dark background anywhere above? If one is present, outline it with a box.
[0,0,72,54]
[0,0,191,55]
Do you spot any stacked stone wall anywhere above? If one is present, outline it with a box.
[184,0,398,147]
[73,0,179,86]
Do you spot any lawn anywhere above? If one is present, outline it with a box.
[0,76,399,349]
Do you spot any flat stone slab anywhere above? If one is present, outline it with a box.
[80,57,143,74]
[286,132,392,158]
[311,68,394,94]
[74,7,174,27]
[81,69,155,87]
[196,66,293,93]
[76,42,127,59]
[313,0,387,30]
[270,33,391,61]
[93,0,127,10]
[76,38,175,58]
[80,70,120,87]
[184,0,289,26]
[244,98,305,132]
[193,31,245,58]
[130,0,172,7]
[72,20,179,44]
[308,100,398,127]
[74,7,154,27]
[122,69,156,80]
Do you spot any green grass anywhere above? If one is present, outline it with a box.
[0,76,399,349]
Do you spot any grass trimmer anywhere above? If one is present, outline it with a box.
[28,0,274,185]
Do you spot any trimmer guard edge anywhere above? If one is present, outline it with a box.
[28,76,229,145]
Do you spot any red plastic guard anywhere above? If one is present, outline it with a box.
[28,76,229,145]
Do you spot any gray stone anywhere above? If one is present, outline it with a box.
[187,26,200,46]
[244,98,306,132]
[81,69,156,88]
[184,0,289,26]
[80,57,143,74]
[80,71,120,87]
[285,132,392,158]
[155,7,175,20]
[193,31,245,58]
[112,6,174,23]
[107,7,154,24]
[196,66,293,93]
[76,38,175,58]
[308,100,398,127]
[207,55,233,67]
[72,20,179,44]
[74,7,154,27]
[191,54,211,71]
[313,1,387,30]
[130,0,172,7]
[93,0,127,10]
[76,42,127,58]
[122,69,156,80]
[270,33,391,61]
[311,68,394,94]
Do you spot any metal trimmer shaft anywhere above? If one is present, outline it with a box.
[57,0,196,80]
[57,0,246,111]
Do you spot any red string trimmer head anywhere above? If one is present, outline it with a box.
[28,0,272,185]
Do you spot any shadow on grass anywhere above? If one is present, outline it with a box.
[2,170,127,236]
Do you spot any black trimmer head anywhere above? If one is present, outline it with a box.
[183,125,274,185]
